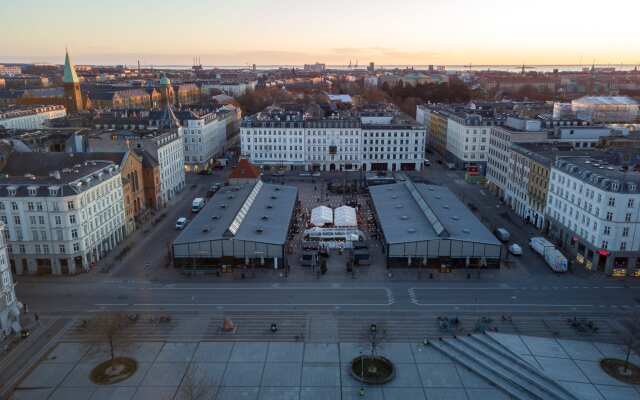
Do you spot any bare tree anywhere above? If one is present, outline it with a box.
[178,364,215,400]
[84,313,136,366]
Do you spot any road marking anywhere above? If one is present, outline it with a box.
[411,303,595,307]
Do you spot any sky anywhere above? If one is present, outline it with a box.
[2,0,639,66]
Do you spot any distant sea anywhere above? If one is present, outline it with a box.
[135,64,639,73]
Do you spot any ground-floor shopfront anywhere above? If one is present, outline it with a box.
[549,222,640,276]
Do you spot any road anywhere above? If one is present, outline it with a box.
[16,280,640,316]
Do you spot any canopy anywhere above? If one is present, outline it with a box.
[334,205,357,227]
[311,206,333,227]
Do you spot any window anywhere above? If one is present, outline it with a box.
[13,216,20,225]
[67,201,75,210]
[69,215,76,224]
[59,244,65,254]
[11,202,18,211]
[73,242,80,252]
[603,226,611,235]
[625,213,632,222]
[71,229,78,239]
[620,242,627,251]
[622,227,630,237]
[601,241,608,249]
[55,216,62,225]
[629,199,635,208]
[38,216,45,225]
[27,202,34,211]
[608,197,615,207]
[606,212,613,221]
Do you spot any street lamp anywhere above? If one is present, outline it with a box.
[369,323,377,334]
[270,323,278,333]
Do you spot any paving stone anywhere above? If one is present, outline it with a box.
[89,387,137,400]
[223,362,265,387]
[10,388,53,400]
[424,388,469,400]
[216,387,259,400]
[61,363,100,388]
[259,387,300,400]
[122,342,164,363]
[18,362,75,388]
[559,381,605,400]
[487,333,531,356]
[417,363,462,387]
[386,363,422,388]
[141,362,188,387]
[132,386,177,400]
[267,342,304,363]
[596,385,640,400]
[44,342,91,364]
[519,335,568,358]
[556,339,605,362]
[339,343,369,363]
[155,342,197,363]
[455,365,493,389]
[382,387,426,400]
[303,343,339,363]
[378,343,415,363]
[410,343,453,363]
[464,388,512,399]
[185,363,227,387]
[193,342,234,362]
[174,385,217,400]
[299,387,341,400]
[48,387,95,400]
[301,364,340,387]
[230,343,269,362]
[261,363,301,386]
[341,386,383,400]
[535,356,590,383]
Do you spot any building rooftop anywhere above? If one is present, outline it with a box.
[554,153,640,193]
[572,96,639,106]
[229,159,261,180]
[0,105,65,121]
[369,181,500,245]
[174,181,297,246]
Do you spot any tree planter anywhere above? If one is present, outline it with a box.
[350,355,395,385]
[600,358,640,385]
[90,357,138,385]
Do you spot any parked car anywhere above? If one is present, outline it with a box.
[494,228,511,242]
[312,172,321,177]
[423,159,431,166]
[192,197,206,213]
[508,243,522,256]
[299,172,312,177]
[175,217,188,230]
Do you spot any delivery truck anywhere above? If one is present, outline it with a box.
[529,237,568,272]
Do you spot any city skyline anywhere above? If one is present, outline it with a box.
[2,0,639,66]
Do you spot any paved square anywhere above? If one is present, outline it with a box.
[11,335,640,400]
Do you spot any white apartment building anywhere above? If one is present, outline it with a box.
[445,114,492,171]
[0,153,126,275]
[546,156,640,275]
[177,109,232,172]
[487,117,548,199]
[0,223,20,336]
[0,105,66,130]
[241,108,425,172]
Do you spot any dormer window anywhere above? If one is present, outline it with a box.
[48,186,60,197]
[27,186,38,196]
[7,186,17,197]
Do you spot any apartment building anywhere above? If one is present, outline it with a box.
[486,117,548,199]
[0,223,20,336]
[174,108,231,172]
[546,155,640,275]
[0,152,126,275]
[0,105,66,130]
[241,106,425,172]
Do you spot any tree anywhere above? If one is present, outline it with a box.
[85,313,135,367]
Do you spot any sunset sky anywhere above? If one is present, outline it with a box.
[2,0,639,66]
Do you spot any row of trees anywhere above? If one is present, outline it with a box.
[380,79,471,117]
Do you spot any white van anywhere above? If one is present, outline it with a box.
[192,198,205,213]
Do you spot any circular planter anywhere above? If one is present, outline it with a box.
[350,355,395,385]
[90,357,138,385]
[600,358,640,385]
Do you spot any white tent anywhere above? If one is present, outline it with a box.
[311,206,333,227]
[334,205,357,227]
